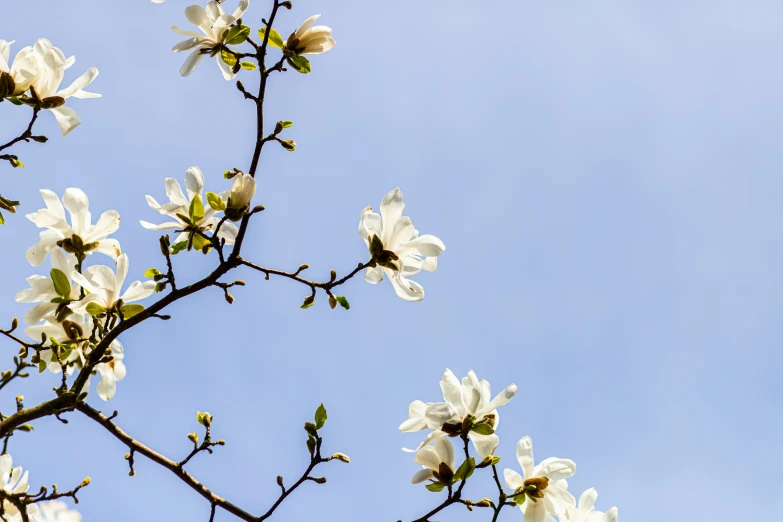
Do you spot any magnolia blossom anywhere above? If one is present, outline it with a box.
[24,315,87,373]
[95,340,126,401]
[70,253,156,317]
[411,438,456,485]
[3,39,100,136]
[400,369,517,458]
[225,172,256,221]
[16,249,81,325]
[0,454,38,520]
[0,40,39,96]
[504,437,576,522]
[172,0,250,79]
[140,166,239,248]
[26,188,121,267]
[32,501,82,522]
[359,188,445,301]
[563,489,618,522]
[283,15,335,56]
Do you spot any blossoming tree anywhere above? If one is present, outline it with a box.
[0,1,618,521]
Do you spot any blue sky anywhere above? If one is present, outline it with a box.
[1,1,782,520]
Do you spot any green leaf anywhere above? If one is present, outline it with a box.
[196,411,205,426]
[287,55,311,74]
[50,268,71,298]
[258,27,284,49]
[170,241,188,255]
[38,360,47,373]
[145,268,160,278]
[314,403,327,430]
[206,192,226,211]
[335,296,350,310]
[453,457,476,482]
[425,482,445,492]
[0,212,4,225]
[120,304,145,320]
[240,61,257,71]
[192,233,211,253]
[281,120,293,128]
[471,423,495,436]
[189,194,205,224]
[7,96,22,106]
[225,24,250,45]
[220,49,238,67]
[85,303,106,317]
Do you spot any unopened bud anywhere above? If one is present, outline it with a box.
[332,452,350,463]
[276,476,284,487]
[298,264,309,272]
[129,469,136,477]
[304,422,318,437]
[17,424,34,432]
[217,439,226,445]
[234,280,246,286]
[10,317,18,331]
[278,138,296,151]
[125,453,131,460]
[281,0,293,9]
[225,292,234,304]
[187,432,199,444]
[80,477,91,487]
[1,371,11,381]
[312,477,327,484]
[328,295,337,309]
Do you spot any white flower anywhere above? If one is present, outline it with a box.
[359,188,445,301]
[410,438,456,485]
[32,501,81,522]
[400,369,517,459]
[15,249,82,325]
[95,340,126,401]
[24,315,87,374]
[25,188,121,267]
[172,0,250,79]
[70,253,156,317]
[283,15,335,56]
[562,489,618,522]
[140,166,239,250]
[0,454,38,520]
[0,40,39,96]
[225,172,256,221]
[13,39,100,136]
[503,437,576,522]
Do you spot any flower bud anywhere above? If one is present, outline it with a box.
[11,318,18,331]
[312,477,327,484]
[328,295,337,309]
[277,476,284,487]
[80,477,91,487]
[188,432,199,444]
[225,173,256,222]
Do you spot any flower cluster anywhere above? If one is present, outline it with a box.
[17,189,151,400]
[0,38,99,136]
[402,370,618,522]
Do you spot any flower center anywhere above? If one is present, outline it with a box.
[522,477,549,500]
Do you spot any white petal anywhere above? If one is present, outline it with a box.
[516,436,535,479]
[180,48,206,77]
[503,468,524,491]
[49,106,81,136]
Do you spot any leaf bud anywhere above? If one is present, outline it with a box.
[276,476,284,487]
[129,470,136,477]
[80,477,91,487]
[225,292,234,304]
[11,317,18,331]
[304,422,318,437]
[298,264,310,272]
[328,295,337,309]
[332,452,350,463]
[312,477,327,484]
[188,432,199,444]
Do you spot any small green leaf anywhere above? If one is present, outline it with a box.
[334,296,350,310]
[220,50,238,67]
[425,482,445,492]
[0,212,4,225]
[170,241,188,255]
[300,295,315,309]
[50,269,71,298]
[206,192,226,211]
[258,27,284,49]
[471,423,495,436]
[240,61,257,71]
[145,268,160,278]
[453,457,476,482]
[281,120,293,128]
[225,24,251,45]
[197,411,205,426]
[85,303,106,317]
[192,233,211,253]
[120,304,145,320]
[7,96,22,106]
[314,403,327,430]
[189,194,205,224]
[287,55,311,74]
[38,360,47,373]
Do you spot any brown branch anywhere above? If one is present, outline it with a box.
[76,403,258,521]
[0,108,43,166]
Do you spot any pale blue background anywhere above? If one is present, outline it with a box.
[1,1,781,521]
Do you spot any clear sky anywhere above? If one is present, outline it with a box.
[1,1,782,521]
